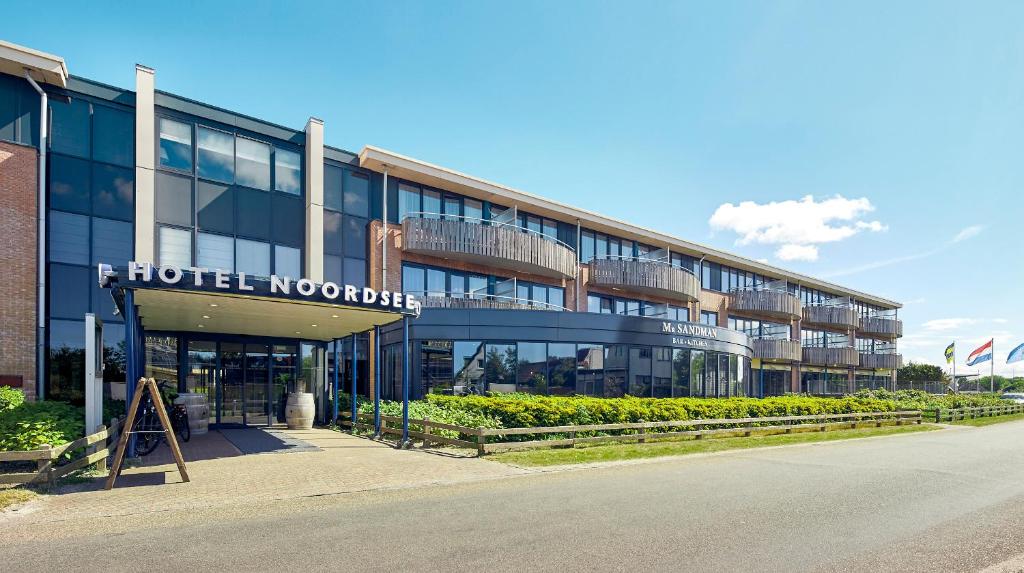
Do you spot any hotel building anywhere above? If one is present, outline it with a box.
[0,41,902,426]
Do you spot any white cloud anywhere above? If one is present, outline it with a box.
[822,224,985,279]
[922,318,978,331]
[953,225,985,243]
[776,244,819,261]
[708,195,886,264]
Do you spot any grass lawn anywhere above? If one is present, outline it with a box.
[951,412,1024,427]
[488,423,940,467]
[0,487,37,511]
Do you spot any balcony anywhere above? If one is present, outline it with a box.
[801,346,859,367]
[588,258,699,302]
[859,353,903,369]
[859,316,904,339]
[752,338,802,362]
[802,305,860,331]
[402,215,577,279]
[728,288,802,321]
[417,293,566,312]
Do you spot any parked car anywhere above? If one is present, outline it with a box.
[999,393,1024,404]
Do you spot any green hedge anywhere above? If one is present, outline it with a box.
[425,393,901,429]
[0,396,84,452]
[0,386,26,413]
[853,389,1005,411]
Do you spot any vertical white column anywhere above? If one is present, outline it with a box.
[134,65,156,263]
[305,118,324,282]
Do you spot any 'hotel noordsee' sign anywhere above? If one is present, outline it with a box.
[110,261,421,316]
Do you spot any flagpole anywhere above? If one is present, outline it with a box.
[952,343,957,393]
[991,339,995,393]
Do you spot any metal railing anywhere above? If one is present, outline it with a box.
[402,211,576,251]
[410,291,569,312]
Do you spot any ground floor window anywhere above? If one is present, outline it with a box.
[802,371,849,395]
[403,339,750,400]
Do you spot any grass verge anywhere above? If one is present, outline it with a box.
[488,424,939,467]
[951,413,1024,427]
[0,487,37,511]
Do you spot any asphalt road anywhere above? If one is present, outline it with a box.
[5,421,1024,572]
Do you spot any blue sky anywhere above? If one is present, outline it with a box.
[7,0,1021,375]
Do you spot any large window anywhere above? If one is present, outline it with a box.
[587,294,687,320]
[323,161,369,287]
[159,118,192,171]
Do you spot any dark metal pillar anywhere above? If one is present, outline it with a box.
[373,325,381,438]
[401,315,410,447]
[351,333,358,430]
[123,289,137,458]
[332,339,339,425]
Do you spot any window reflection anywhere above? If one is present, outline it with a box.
[159,118,192,171]
[197,127,234,183]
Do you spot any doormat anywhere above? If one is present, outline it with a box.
[219,428,321,455]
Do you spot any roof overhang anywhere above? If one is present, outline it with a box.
[358,145,901,309]
[0,40,67,87]
[134,289,402,341]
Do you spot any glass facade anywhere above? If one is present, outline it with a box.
[46,94,134,403]
[323,160,370,287]
[402,262,565,309]
[382,340,751,400]
[586,294,687,320]
[155,115,305,279]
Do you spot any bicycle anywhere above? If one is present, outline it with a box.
[131,381,191,456]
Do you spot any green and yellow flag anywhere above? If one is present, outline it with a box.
[944,342,955,364]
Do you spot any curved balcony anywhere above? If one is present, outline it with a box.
[402,215,577,279]
[859,316,903,339]
[588,258,699,302]
[859,353,903,370]
[802,346,859,367]
[728,288,802,321]
[417,293,567,312]
[752,338,802,362]
[802,305,860,331]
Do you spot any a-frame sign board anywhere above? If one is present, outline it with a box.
[105,377,190,490]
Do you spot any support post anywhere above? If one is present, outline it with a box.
[401,315,410,448]
[123,290,137,458]
[332,339,339,425]
[351,333,358,429]
[374,325,382,438]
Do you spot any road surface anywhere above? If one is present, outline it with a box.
[4,421,1024,572]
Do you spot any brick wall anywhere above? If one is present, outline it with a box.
[0,141,38,400]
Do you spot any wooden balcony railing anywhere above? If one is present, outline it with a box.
[728,289,802,320]
[859,316,904,339]
[402,217,578,279]
[859,353,903,369]
[588,258,699,302]
[802,305,860,331]
[801,346,859,367]
[752,338,802,362]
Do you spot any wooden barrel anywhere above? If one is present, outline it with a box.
[175,393,210,436]
[285,392,315,429]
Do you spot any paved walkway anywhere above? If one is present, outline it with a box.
[2,428,526,537]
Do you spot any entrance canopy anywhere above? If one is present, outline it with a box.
[102,261,418,341]
[133,289,403,341]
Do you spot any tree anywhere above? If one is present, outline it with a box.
[896,362,946,383]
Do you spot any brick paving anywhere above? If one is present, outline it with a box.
[4,428,527,529]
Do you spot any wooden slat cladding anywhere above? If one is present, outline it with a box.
[402,218,577,279]
[588,259,699,302]
[802,346,859,367]
[420,296,552,311]
[728,289,802,320]
[752,339,802,362]
[802,306,860,330]
[859,316,904,339]
[859,353,903,369]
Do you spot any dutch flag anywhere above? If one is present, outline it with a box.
[966,339,993,366]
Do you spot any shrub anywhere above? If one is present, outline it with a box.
[853,389,1005,411]
[0,401,84,452]
[425,393,899,430]
[351,397,502,440]
[0,387,26,413]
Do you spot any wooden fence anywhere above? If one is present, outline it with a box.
[0,417,124,485]
[343,410,922,456]
[930,404,1024,423]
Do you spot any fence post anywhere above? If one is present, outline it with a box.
[93,424,108,474]
[422,416,431,448]
[638,425,646,444]
[37,444,53,485]
[935,409,942,423]
[476,427,486,456]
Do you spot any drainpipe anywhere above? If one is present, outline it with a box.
[575,219,581,311]
[381,166,389,290]
[25,70,47,401]
[696,255,706,321]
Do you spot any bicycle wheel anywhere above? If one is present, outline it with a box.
[134,410,161,456]
[179,422,190,443]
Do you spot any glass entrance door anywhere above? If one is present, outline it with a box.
[245,344,271,426]
[220,343,245,425]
